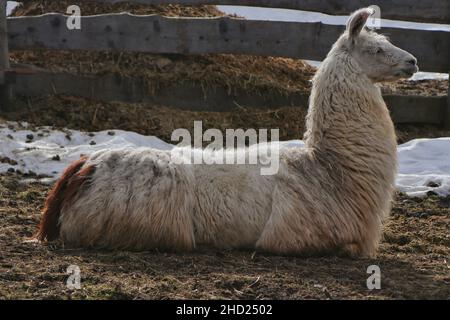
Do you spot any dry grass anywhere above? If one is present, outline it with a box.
[11,0,226,18]
[10,51,316,98]
[3,95,450,145]
[1,95,308,144]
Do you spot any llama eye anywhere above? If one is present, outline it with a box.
[376,47,384,54]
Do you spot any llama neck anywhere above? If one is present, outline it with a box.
[305,52,396,154]
[303,51,397,200]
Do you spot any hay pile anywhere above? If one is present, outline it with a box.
[3,95,308,143]
[10,1,315,97]
[4,94,450,145]
[12,0,226,17]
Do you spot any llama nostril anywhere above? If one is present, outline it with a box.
[407,58,417,66]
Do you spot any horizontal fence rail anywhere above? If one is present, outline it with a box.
[19,0,450,24]
[7,13,450,73]
[7,67,448,125]
[8,69,311,111]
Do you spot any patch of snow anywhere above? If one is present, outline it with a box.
[0,122,172,182]
[217,6,450,31]
[397,138,450,197]
[6,1,20,16]
[0,122,449,197]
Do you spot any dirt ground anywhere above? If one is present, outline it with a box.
[2,101,448,300]
[1,1,448,300]
[0,173,448,299]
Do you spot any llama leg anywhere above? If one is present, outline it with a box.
[341,215,383,258]
[255,185,326,255]
[341,242,365,257]
[255,182,383,257]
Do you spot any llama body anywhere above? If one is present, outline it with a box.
[37,8,418,257]
[57,148,276,251]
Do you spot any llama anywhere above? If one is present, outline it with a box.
[36,8,418,257]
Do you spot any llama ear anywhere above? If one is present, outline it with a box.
[346,8,374,40]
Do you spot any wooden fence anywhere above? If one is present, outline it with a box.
[1,0,450,127]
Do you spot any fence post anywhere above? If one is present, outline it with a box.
[0,1,11,111]
[446,73,450,129]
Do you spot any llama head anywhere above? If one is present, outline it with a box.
[341,7,419,82]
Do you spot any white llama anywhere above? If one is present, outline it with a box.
[36,8,418,257]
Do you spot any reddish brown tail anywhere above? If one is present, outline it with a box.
[36,156,95,241]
